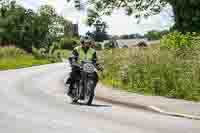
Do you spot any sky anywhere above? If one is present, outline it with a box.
[17,0,174,35]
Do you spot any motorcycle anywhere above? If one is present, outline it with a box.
[66,59,98,105]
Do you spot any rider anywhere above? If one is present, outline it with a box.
[66,36,99,96]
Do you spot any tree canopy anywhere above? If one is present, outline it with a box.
[0,0,71,52]
[86,19,110,42]
[144,30,169,40]
[69,0,200,32]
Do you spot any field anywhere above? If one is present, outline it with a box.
[98,42,200,101]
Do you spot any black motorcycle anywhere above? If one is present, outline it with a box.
[67,60,97,105]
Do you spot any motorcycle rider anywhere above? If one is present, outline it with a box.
[66,36,99,96]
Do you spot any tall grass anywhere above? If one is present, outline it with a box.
[0,46,50,70]
[0,46,27,58]
[32,47,71,63]
[99,44,200,101]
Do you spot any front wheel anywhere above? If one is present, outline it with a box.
[84,80,95,105]
[68,81,79,104]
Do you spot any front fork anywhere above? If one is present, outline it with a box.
[79,72,96,100]
[79,72,87,100]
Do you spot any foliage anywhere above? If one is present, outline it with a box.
[0,56,50,70]
[0,46,50,70]
[99,40,200,101]
[120,35,129,39]
[69,0,200,32]
[32,46,71,63]
[111,34,143,40]
[59,37,79,50]
[84,0,167,24]
[0,45,27,58]
[171,1,200,32]
[50,37,79,53]
[86,19,110,42]
[53,49,71,59]
[0,0,71,52]
[161,31,193,49]
[95,43,102,50]
[87,30,110,42]
[32,47,47,59]
[144,30,169,40]
[104,41,113,49]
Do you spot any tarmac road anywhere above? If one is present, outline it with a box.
[0,63,199,133]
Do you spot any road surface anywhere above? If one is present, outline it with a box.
[0,63,199,133]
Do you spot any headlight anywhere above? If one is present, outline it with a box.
[83,63,95,73]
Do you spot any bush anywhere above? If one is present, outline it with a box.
[49,37,79,55]
[161,31,193,49]
[95,43,102,50]
[104,42,113,49]
[0,56,50,70]
[53,49,71,59]
[0,46,27,58]
[32,47,47,59]
[47,37,75,62]
[0,46,50,70]
[59,37,79,50]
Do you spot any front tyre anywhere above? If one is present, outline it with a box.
[68,96,78,104]
[84,80,95,105]
[68,81,79,104]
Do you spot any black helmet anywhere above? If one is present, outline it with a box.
[80,36,93,44]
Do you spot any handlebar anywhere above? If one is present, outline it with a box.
[69,57,103,71]
[71,62,82,68]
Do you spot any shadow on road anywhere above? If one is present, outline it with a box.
[74,102,112,108]
[90,104,111,108]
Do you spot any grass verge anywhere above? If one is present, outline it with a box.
[0,56,50,70]
[0,46,51,70]
[98,44,200,101]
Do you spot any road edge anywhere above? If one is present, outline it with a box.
[95,93,200,121]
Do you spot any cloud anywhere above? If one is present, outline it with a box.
[17,0,45,11]
[102,6,174,35]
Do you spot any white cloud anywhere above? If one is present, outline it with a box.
[102,6,174,35]
[17,0,174,35]
[17,0,45,11]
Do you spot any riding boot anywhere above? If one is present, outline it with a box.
[67,83,73,96]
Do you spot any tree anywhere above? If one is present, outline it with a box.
[144,30,162,40]
[0,1,70,52]
[86,20,110,42]
[68,0,200,33]
[120,35,129,39]
[34,5,69,50]
[0,0,27,46]
[144,30,169,40]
